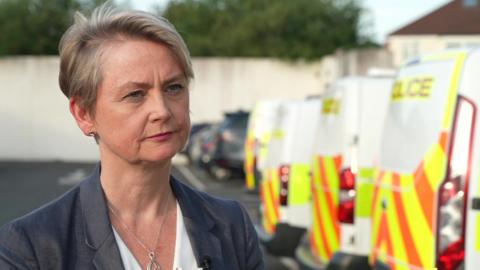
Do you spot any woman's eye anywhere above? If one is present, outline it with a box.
[123,90,145,100]
[165,83,186,95]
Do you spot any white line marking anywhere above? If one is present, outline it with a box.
[58,169,87,186]
[176,165,206,191]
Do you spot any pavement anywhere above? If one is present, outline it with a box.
[0,161,95,225]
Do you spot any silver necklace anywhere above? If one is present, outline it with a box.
[108,193,172,270]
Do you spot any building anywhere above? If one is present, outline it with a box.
[387,0,480,66]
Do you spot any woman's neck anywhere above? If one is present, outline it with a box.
[99,154,173,220]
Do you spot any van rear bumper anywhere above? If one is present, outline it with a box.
[295,237,325,270]
[256,222,306,257]
[326,252,372,270]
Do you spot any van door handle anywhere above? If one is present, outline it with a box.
[472,198,480,210]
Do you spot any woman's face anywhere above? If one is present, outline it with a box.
[91,38,190,164]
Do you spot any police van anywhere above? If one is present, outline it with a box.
[244,100,284,192]
[257,98,322,257]
[295,76,393,269]
[368,49,480,270]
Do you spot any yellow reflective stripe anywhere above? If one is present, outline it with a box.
[476,215,480,251]
[371,173,393,266]
[258,132,272,162]
[371,173,389,256]
[260,181,273,234]
[245,173,254,190]
[313,156,339,262]
[371,209,380,257]
[271,129,284,139]
[288,163,312,205]
[442,52,466,130]
[356,181,373,218]
[323,156,341,258]
[423,143,447,188]
[262,179,277,227]
[324,157,340,197]
[356,167,375,218]
[244,137,256,189]
[312,211,328,260]
[310,156,327,260]
[359,167,375,179]
[262,169,279,232]
[385,187,409,269]
[418,50,466,130]
[310,157,325,260]
[400,174,434,268]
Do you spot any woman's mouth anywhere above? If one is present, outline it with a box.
[146,131,174,142]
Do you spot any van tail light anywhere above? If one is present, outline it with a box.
[436,176,465,270]
[279,165,290,206]
[436,96,476,270]
[338,168,356,224]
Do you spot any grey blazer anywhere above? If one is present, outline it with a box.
[0,165,265,269]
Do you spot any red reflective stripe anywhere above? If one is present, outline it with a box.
[333,156,342,171]
[371,171,385,217]
[318,157,340,241]
[392,174,423,268]
[310,173,331,260]
[259,184,276,233]
[267,172,280,219]
[376,212,396,270]
[413,162,434,232]
[439,131,449,151]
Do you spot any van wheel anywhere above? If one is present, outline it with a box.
[211,166,231,181]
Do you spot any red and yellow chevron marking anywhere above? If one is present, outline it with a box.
[371,131,449,270]
[244,137,256,190]
[260,169,280,235]
[309,155,342,264]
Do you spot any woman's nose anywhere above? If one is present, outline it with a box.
[147,92,172,122]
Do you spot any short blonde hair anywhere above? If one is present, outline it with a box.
[58,4,194,114]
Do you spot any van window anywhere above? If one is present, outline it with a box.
[380,59,456,172]
[449,96,475,181]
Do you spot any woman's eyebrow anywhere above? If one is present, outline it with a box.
[163,73,187,85]
[115,81,151,92]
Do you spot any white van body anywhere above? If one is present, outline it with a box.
[258,98,322,256]
[296,76,393,269]
[370,49,480,270]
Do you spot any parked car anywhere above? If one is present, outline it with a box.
[183,122,212,162]
[204,111,250,180]
[186,123,219,167]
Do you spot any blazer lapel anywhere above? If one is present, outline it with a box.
[79,165,125,270]
[92,233,126,270]
[171,177,225,269]
[78,167,224,269]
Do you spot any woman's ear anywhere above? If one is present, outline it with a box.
[69,97,95,136]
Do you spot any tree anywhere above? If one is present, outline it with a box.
[0,0,106,55]
[161,0,376,60]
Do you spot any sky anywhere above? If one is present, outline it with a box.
[122,0,452,44]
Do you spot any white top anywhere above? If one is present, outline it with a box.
[112,202,198,270]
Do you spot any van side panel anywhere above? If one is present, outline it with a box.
[371,51,467,270]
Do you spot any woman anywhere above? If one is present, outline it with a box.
[0,4,264,270]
